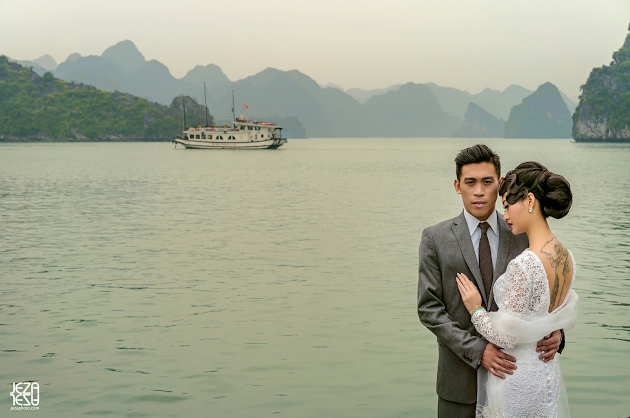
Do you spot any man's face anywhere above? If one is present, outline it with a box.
[454,162,502,221]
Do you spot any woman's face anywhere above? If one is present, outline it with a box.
[502,193,530,235]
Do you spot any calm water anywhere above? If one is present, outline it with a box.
[1,138,629,417]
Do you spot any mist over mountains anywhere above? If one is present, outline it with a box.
[8,40,577,138]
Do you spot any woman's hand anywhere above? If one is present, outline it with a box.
[456,273,483,314]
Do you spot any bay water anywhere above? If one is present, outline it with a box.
[1,138,628,417]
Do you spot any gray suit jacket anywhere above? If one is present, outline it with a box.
[417,210,529,404]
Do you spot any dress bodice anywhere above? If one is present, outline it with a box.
[494,249,576,318]
[472,249,575,350]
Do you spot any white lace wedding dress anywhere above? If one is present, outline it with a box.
[471,250,578,418]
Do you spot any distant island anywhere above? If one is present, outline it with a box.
[0,56,202,142]
[452,103,505,138]
[450,82,572,139]
[573,22,630,142]
[4,39,580,140]
[504,82,572,138]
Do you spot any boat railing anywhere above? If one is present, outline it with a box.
[188,127,238,132]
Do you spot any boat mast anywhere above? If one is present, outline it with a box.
[182,95,187,130]
[231,90,235,126]
[203,82,209,127]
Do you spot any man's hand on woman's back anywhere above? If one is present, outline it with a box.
[536,329,562,362]
[481,343,517,379]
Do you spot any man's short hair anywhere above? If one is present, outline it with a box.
[454,144,501,180]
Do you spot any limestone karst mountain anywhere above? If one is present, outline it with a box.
[452,103,505,138]
[504,82,572,138]
[181,64,230,89]
[101,40,146,72]
[54,43,188,104]
[345,82,576,123]
[65,53,82,63]
[427,83,577,121]
[362,83,461,137]
[573,22,630,142]
[320,82,345,91]
[4,39,581,138]
[345,85,403,104]
[11,54,58,76]
[203,70,460,138]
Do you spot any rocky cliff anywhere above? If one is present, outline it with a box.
[504,82,572,138]
[452,103,505,138]
[572,24,630,142]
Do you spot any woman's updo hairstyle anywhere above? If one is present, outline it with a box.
[499,161,572,219]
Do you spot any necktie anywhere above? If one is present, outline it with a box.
[478,222,493,301]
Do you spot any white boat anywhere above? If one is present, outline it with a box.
[173,118,287,149]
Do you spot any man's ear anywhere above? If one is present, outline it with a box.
[498,176,505,186]
[454,179,461,195]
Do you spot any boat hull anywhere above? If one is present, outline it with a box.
[173,137,287,149]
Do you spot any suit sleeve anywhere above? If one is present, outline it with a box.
[417,228,487,369]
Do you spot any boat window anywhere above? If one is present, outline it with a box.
[217,136,223,140]
[208,135,212,139]
[196,134,200,139]
[201,133,206,139]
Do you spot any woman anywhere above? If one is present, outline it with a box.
[456,162,578,418]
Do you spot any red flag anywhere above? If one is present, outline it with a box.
[244,104,249,109]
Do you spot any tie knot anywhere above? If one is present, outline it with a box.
[479,222,490,234]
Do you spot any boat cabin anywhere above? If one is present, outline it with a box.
[183,119,283,142]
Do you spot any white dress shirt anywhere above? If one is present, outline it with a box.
[463,209,499,270]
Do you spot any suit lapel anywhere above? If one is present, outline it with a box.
[489,214,512,307]
[494,217,512,281]
[452,211,488,307]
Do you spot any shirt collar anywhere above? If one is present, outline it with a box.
[463,208,498,237]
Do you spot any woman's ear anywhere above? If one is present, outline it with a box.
[528,192,536,208]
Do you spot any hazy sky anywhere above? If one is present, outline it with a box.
[2,0,629,96]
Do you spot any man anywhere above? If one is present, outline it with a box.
[417,144,563,417]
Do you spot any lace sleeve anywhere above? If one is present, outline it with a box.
[471,259,531,349]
